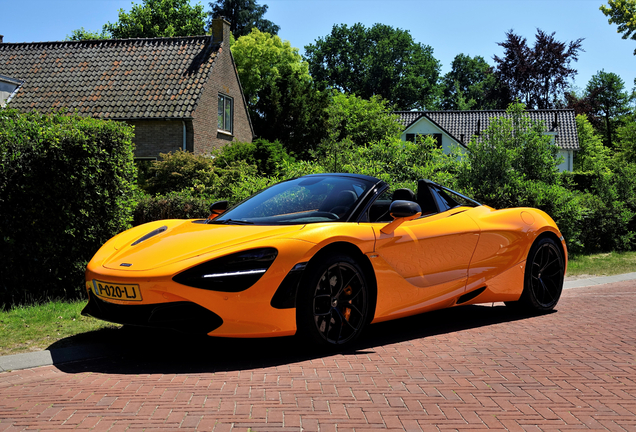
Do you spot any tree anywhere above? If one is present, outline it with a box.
[440,54,507,110]
[66,28,109,41]
[304,23,442,110]
[251,63,331,157]
[617,111,636,162]
[103,0,206,39]
[230,29,326,155]
[325,93,402,147]
[230,28,308,107]
[574,114,612,172]
[208,0,279,38]
[601,0,636,54]
[585,70,633,148]
[493,29,584,109]
[457,102,562,208]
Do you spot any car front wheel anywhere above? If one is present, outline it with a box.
[296,254,370,348]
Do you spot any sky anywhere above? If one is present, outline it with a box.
[1,0,635,94]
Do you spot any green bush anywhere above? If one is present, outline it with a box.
[143,149,216,196]
[306,135,461,192]
[213,138,294,176]
[133,157,279,225]
[0,109,136,306]
[133,191,210,226]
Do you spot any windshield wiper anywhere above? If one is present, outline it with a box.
[215,219,254,225]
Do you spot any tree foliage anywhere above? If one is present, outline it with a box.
[457,102,562,206]
[493,29,584,109]
[616,110,636,162]
[584,70,633,148]
[231,28,309,107]
[440,54,507,110]
[325,93,402,147]
[104,0,207,38]
[66,28,109,41]
[208,0,279,38]
[251,63,331,157]
[574,114,612,172]
[304,23,442,110]
[600,0,636,54]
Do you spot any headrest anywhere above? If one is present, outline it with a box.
[392,188,416,202]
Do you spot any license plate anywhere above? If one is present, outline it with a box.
[92,280,142,302]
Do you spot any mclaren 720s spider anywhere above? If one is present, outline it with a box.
[83,173,567,347]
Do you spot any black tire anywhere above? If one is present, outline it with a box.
[507,236,564,312]
[296,254,370,348]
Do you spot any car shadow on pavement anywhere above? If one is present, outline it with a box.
[51,304,552,375]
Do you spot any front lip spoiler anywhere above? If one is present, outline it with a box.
[82,292,223,335]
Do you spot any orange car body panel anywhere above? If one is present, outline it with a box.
[85,204,567,338]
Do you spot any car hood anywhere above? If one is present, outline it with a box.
[101,221,305,271]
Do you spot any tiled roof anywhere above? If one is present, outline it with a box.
[0,36,220,119]
[396,110,580,150]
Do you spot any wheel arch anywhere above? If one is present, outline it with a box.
[534,229,567,269]
[304,241,378,324]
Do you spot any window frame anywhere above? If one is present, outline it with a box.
[217,93,234,134]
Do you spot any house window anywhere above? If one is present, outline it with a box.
[218,94,233,134]
[406,133,442,148]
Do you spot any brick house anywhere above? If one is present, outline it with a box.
[397,110,580,172]
[0,19,253,159]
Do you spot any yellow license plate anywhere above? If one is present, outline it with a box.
[92,280,142,302]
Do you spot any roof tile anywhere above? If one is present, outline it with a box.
[397,110,580,150]
[0,36,220,119]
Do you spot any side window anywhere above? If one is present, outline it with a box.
[366,190,393,222]
[218,94,233,133]
[428,186,453,212]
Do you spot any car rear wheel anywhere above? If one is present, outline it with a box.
[507,236,564,312]
[296,254,370,348]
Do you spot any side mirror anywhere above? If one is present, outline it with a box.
[380,200,422,235]
[389,200,422,220]
[208,200,228,220]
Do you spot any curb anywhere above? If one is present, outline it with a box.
[2,273,635,373]
[563,271,636,290]
[0,343,114,373]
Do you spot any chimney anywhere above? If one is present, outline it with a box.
[211,18,230,44]
[0,35,4,44]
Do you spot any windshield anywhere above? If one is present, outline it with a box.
[212,175,376,225]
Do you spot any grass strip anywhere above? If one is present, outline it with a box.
[0,299,119,356]
[567,251,636,277]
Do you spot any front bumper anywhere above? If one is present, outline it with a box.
[82,291,223,334]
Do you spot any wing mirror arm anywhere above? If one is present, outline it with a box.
[380,200,422,234]
[207,200,229,221]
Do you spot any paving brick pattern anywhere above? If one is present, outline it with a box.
[1,282,635,431]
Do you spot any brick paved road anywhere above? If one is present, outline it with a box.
[1,282,635,431]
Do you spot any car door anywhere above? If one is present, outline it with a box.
[367,186,481,321]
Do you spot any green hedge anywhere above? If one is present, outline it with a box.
[0,110,136,307]
[133,192,210,226]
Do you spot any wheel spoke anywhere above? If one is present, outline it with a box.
[308,259,368,345]
[347,303,363,320]
[530,243,563,308]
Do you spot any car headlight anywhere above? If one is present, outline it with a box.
[172,248,278,292]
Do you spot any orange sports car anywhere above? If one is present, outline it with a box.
[83,173,567,347]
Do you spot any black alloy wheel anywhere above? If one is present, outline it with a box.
[297,254,370,347]
[508,236,564,312]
